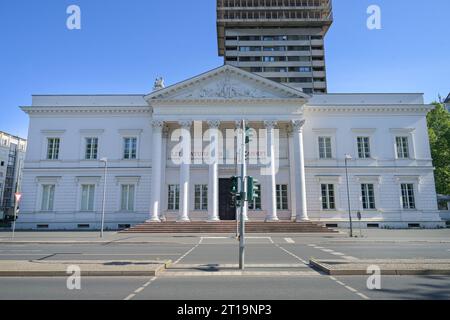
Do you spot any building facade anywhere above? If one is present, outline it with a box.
[217,0,333,94]
[17,65,444,230]
[0,131,27,217]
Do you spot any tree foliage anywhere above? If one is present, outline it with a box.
[427,102,450,195]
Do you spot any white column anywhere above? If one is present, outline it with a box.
[159,125,169,221]
[207,120,220,221]
[178,121,192,222]
[264,120,279,222]
[149,120,164,222]
[288,128,297,221]
[235,120,248,221]
[292,120,309,221]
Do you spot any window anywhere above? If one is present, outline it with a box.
[194,185,208,211]
[321,184,335,210]
[81,185,95,211]
[276,185,288,210]
[239,46,260,52]
[248,184,261,210]
[288,56,310,62]
[85,138,98,160]
[357,137,371,159]
[47,138,60,160]
[361,184,376,210]
[263,46,285,51]
[121,184,135,212]
[168,185,180,211]
[0,161,4,166]
[41,185,55,211]
[287,46,310,51]
[396,137,410,159]
[262,56,285,62]
[401,184,416,209]
[123,137,137,159]
[289,67,311,72]
[318,137,332,159]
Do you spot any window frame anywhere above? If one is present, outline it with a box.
[40,184,55,212]
[194,184,208,211]
[167,184,180,211]
[318,136,333,159]
[80,184,96,212]
[401,183,416,210]
[120,184,136,212]
[321,184,336,210]
[357,136,371,159]
[46,138,60,160]
[276,184,289,211]
[123,137,138,160]
[361,183,376,210]
[85,137,99,160]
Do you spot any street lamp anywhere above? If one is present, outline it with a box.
[100,158,108,238]
[344,154,354,237]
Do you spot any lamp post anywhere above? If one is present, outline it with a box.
[344,154,354,237]
[100,158,108,238]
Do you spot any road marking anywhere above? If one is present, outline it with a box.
[124,276,157,301]
[274,244,308,265]
[357,292,370,300]
[174,237,203,264]
[345,286,358,293]
[284,238,295,244]
[307,244,316,247]
[328,276,370,300]
[331,252,345,256]
[321,249,334,253]
[247,236,274,244]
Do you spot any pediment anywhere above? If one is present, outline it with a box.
[145,65,309,102]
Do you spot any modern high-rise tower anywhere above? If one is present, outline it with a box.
[217,0,333,94]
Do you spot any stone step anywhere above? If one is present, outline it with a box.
[120,221,338,234]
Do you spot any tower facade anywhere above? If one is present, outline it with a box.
[217,0,333,94]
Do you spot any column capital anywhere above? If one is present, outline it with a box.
[179,120,193,129]
[264,120,278,130]
[292,119,306,132]
[151,120,164,131]
[162,125,170,138]
[206,120,221,129]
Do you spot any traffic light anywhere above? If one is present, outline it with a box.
[245,126,254,144]
[247,176,259,202]
[230,176,239,195]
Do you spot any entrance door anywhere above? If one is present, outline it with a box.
[219,178,236,220]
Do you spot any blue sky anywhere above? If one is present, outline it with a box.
[0,0,449,139]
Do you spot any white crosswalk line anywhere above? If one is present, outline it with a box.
[284,238,295,244]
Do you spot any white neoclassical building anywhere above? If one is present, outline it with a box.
[17,65,444,230]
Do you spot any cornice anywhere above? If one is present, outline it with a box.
[305,104,433,113]
[20,106,151,115]
[150,98,306,105]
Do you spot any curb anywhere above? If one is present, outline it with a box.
[310,258,450,276]
[0,260,171,277]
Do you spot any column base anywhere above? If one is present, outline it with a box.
[207,217,220,222]
[177,217,190,222]
[146,217,161,223]
[265,217,279,222]
[296,217,310,222]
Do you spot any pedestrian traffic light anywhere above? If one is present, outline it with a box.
[230,176,239,195]
[247,176,259,202]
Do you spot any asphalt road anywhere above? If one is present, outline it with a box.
[0,233,449,300]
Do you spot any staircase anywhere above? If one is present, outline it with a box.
[120,221,337,234]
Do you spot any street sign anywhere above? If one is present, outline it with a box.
[15,193,22,203]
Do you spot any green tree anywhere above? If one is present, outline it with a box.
[427,102,450,195]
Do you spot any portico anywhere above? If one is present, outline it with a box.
[145,65,310,223]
